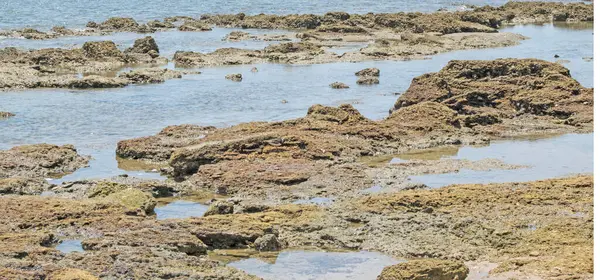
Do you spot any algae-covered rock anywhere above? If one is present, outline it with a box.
[355,67,380,77]
[82,41,124,59]
[48,268,99,280]
[99,17,140,31]
[357,76,379,85]
[125,36,160,57]
[0,144,90,179]
[377,259,469,280]
[0,177,49,195]
[104,188,156,215]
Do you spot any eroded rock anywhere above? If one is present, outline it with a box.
[377,259,469,280]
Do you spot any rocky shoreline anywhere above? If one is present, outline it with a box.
[0,2,594,280]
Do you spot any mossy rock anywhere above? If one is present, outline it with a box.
[104,188,156,215]
[377,259,469,280]
[86,182,128,198]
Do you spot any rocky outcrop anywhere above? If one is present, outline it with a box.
[0,144,90,179]
[116,124,216,162]
[125,36,160,58]
[118,68,183,84]
[178,20,213,31]
[392,59,594,128]
[82,41,124,59]
[98,17,140,31]
[377,259,469,280]
[0,177,49,195]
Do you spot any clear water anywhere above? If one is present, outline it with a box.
[0,0,585,30]
[0,23,592,181]
[154,200,209,220]
[229,250,401,280]
[55,239,84,253]
[410,133,593,188]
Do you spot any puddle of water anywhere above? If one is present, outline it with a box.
[229,250,401,280]
[361,185,383,194]
[0,24,592,181]
[292,197,334,206]
[56,240,84,254]
[410,133,593,188]
[154,200,209,220]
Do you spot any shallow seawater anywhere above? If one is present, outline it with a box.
[0,28,298,58]
[410,133,593,188]
[154,200,208,220]
[292,197,335,206]
[0,23,592,181]
[0,0,585,30]
[56,240,84,253]
[229,250,401,280]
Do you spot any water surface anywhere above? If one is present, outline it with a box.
[154,200,209,220]
[55,240,84,254]
[229,250,401,280]
[410,133,593,188]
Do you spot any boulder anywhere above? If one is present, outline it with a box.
[355,67,380,77]
[178,20,213,31]
[357,76,379,85]
[125,36,159,58]
[82,41,124,59]
[99,17,140,31]
[226,73,243,82]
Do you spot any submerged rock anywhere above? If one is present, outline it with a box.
[330,82,349,89]
[377,259,469,280]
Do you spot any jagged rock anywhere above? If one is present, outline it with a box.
[0,144,90,179]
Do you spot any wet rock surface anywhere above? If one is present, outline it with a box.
[0,144,90,179]
[330,82,349,89]
[0,111,15,119]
